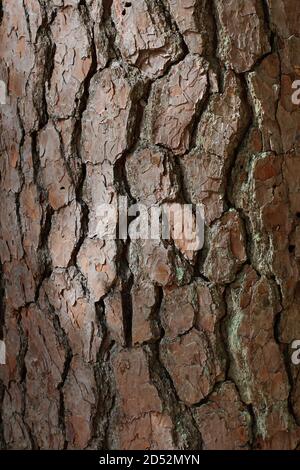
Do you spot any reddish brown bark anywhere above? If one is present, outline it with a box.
[0,0,300,450]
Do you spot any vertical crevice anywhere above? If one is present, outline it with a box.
[91,300,116,449]
[16,313,38,449]
[55,330,73,450]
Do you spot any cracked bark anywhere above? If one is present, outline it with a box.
[0,0,300,450]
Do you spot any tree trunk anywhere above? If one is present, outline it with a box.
[1,0,300,450]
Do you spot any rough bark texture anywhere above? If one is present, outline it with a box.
[0,0,300,450]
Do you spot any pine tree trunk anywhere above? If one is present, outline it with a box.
[1,0,300,450]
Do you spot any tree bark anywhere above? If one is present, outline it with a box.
[0,0,300,450]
